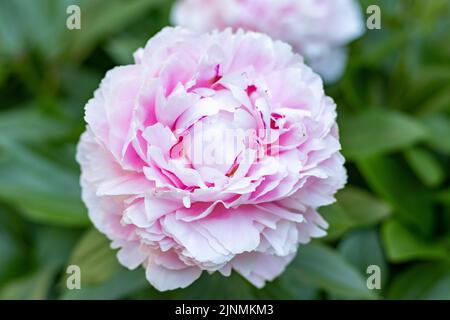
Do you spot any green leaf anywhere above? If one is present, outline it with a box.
[34,226,82,268]
[320,186,391,240]
[257,267,318,300]
[105,36,143,65]
[69,0,163,60]
[357,155,434,236]
[400,65,450,112]
[0,266,58,299]
[417,83,450,114]
[437,189,450,206]
[0,108,71,143]
[0,0,80,59]
[0,1,26,56]
[6,0,72,59]
[387,262,450,299]
[354,29,410,68]
[381,220,447,263]
[61,269,148,300]
[404,147,445,187]
[66,229,121,287]
[338,229,389,287]
[442,205,450,239]
[340,109,427,159]
[290,242,376,299]
[0,222,26,285]
[172,272,257,300]
[0,143,88,226]
[420,113,450,154]
[59,65,102,101]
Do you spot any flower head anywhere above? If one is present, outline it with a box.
[77,27,346,291]
[172,0,365,82]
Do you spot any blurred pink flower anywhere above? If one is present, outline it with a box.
[77,27,346,291]
[172,0,365,82]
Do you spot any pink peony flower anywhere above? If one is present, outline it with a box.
[171,0,365,82]
[76,27,347,291]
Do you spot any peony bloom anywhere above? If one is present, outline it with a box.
[171,0,365,82]
[76,27,346,291]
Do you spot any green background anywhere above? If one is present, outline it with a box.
[0,0,449,300]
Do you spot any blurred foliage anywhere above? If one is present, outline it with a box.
[0,0,449,300]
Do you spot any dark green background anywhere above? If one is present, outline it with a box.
[0,0,449,299]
